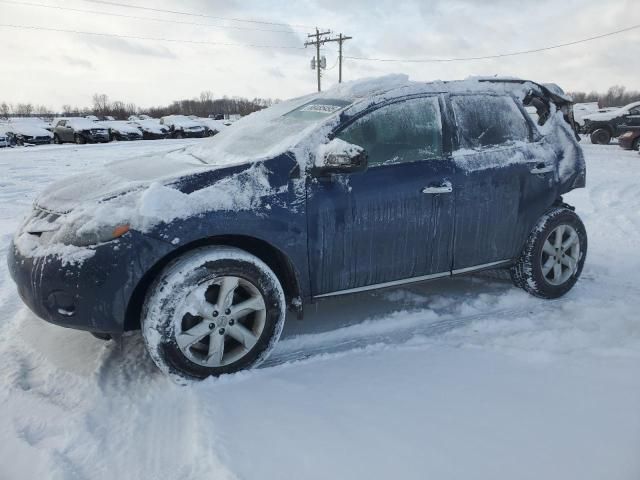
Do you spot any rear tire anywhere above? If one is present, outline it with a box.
[53,134,61,144]
[142,246,286,381]
[633,137,640,151]
[74,134,86,145]
[510,207,587,299]
[590,128,611,145]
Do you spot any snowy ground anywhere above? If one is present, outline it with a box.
[0,139,639,480]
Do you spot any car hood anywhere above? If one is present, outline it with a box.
[35,148,208,213]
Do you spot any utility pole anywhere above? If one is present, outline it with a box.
[305,28,331,92]
[335,33,353,83]
[305,29,352,90]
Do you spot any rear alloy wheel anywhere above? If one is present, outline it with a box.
[142,246,286,380]
[590,128,611,145]
[74,134,86,145]
[511,207,587,299]
[633,137,640,151]
[174,131,184,139]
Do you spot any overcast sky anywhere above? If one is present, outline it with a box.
[1,0,638,110]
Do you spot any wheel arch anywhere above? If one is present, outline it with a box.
[124,234,302,331]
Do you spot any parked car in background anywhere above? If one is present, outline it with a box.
[582,101,640,144]
[8,76,587,380]
[2,121,53,145]
[159,115,207,138]
[99,120,143,141]
[128,119,169,140]
[52,118,110,144]
[85,115,100,122]
[573,102,599,131]
[617,129,640,150]
[0,126,9,147]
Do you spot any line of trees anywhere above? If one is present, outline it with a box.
[0,91,277,119]
[567,85,640,108]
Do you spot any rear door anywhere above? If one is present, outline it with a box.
[448,94,558,270]
[306,95,456,296]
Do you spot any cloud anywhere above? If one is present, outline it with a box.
[60,56,94,69]
[83,36,176,59]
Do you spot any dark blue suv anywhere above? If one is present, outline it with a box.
[8,76,587,380]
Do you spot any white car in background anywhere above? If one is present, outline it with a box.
[98,120,143,141]
[159,115,206,138]
[128,119,169,140]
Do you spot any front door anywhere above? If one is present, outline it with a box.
[306,96,456,296]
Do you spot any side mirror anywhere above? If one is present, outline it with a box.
[313,138,368,175]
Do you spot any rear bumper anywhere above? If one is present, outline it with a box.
[7,231,174,333]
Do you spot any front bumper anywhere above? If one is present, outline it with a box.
[8,230,174,333]
[85,134,111,143]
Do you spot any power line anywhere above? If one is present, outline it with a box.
[81,0,318,30]
[345,23,640,63]
[0,0,307,34]
[0,23,307,50]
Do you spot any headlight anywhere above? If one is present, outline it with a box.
[56,222,130,247]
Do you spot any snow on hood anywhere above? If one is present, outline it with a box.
[99,121,141,135]
[36,148,206,213]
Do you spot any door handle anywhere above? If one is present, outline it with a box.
[530,163,554,174]
[422,180,453,194]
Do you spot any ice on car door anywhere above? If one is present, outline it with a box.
[449,94,556,269]
[307,96,456,295]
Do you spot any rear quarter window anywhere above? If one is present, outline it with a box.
[451,95,530,149]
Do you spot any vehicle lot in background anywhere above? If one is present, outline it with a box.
[0,138,638,479]
[52,117,110,144]
[1,120,53,145]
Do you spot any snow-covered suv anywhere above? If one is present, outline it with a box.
[8,75,587,381]
[582,101,640,144]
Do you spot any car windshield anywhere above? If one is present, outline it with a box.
[188,97,352,166]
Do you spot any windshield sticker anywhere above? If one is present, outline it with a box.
[300,104,343,114]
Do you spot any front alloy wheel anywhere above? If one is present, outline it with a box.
[142,246,286,380]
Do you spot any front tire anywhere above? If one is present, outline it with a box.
[142,246,286,381]
[510,207,587,299]
[590,128,611,145]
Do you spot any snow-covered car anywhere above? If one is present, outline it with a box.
[2,121,53,146]
[99,120,143,141]
[8,75,587,381]
[582,101,640,144]
[188,116,228,136]
[52,118,110,144]
[159,115,207,138]
[128,119,169,140]
[85,115,100,122]
[9,117,52,132]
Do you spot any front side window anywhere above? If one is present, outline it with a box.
[628,106,640,115]
[451,95,530,149]
[337,97,443,167]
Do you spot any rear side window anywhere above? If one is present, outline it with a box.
[337,97,442,167]
[451,95,530,149]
